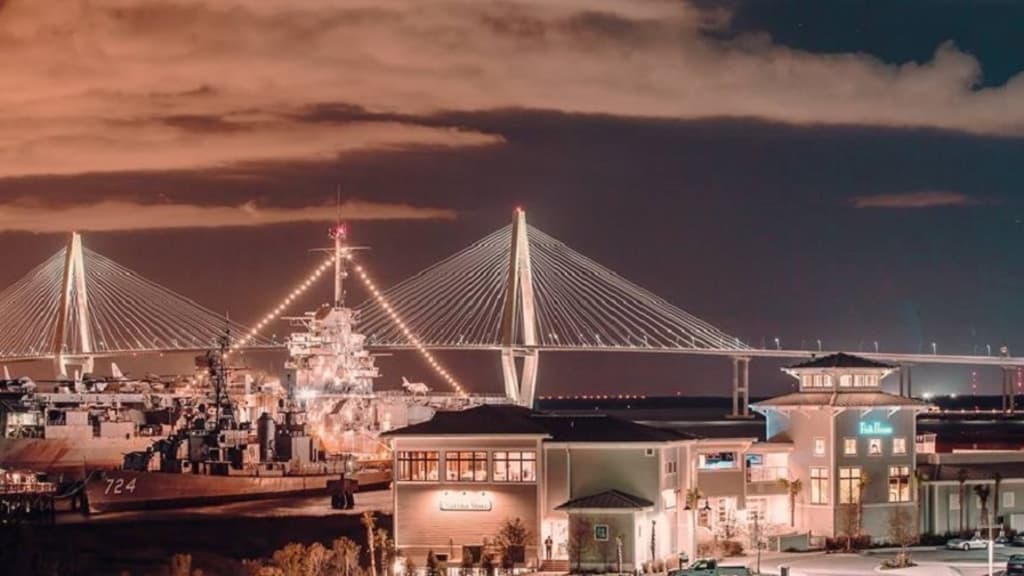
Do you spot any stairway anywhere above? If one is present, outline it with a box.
[539,559,570,573]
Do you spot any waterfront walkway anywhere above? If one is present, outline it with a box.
[55,488,393,524]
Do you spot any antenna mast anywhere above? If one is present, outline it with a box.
[332,185,347,307]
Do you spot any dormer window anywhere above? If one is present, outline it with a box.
[803,374,834,389]
[784,353,895,392]
[853,375,879,388]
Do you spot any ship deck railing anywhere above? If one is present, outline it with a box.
[0,482,57,495]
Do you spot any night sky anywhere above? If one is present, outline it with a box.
[1,0,1023,397]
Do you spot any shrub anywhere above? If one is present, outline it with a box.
[426,550,441,576]
[719,540,744,557]
[824,535,871,552]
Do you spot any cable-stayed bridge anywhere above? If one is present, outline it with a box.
[1,210,1022,412]
[0,233,276,376]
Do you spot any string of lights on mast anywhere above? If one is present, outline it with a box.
[229,224,466,396]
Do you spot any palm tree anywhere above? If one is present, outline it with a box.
[994,472,1004,532]
[856,472,870,539]
[376,528,394,576]
[363,512,378,576]
[778,478,803,528]
[913,468,928,537]
[974,484,992,535]
[332,537,361,576]
[956,468,969,536]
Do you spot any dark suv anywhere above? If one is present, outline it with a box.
[1007,554,1024,576]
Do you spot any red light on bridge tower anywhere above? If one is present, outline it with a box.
[330,223,348,240]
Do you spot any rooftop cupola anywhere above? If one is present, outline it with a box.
[782,352,897,392]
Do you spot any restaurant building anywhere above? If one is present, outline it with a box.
[385,353,1023,568]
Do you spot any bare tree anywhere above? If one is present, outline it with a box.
[568,517,594,573]
[837,504,859,552]
[496,517,532,573]
[887,507,917,568]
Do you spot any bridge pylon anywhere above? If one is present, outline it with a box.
[500,208,539,407]
[53,232,94,377]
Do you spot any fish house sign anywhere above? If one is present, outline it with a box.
[859,421,894,435]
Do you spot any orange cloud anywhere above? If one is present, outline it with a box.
[0,0,1022,179]
[851,191,980,209]
[0,199,456,232]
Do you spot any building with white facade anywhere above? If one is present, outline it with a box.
[385,353,1024,569]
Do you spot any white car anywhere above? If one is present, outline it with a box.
[946,536,992,550]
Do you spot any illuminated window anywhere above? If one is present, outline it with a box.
[492,451,536,482]
[805,374,833,388]
[810,467,828,504]
[839,375,852,388]
[950,493,960,510]
[843,438,857,456]
[839,467,861,504]
[888,466,911,502]
[397,451,439,481]
[892,437,906,454]
[868,438,883,456]
[698,452,737,470]
[814,438,825,457]
[1004,492,1015,509]
[445,452,488,482]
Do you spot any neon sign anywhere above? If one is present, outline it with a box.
[440,491,492,511]
[859,421,893,435]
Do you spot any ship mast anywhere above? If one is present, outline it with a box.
[332,186,348,308]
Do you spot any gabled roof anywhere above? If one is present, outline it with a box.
[381,405,550,437]
[787,353,895,370]
[382,404,695,442]
[752,391,928,408]
[555,489,654,510]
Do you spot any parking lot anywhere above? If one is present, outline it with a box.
[753,545,1024,576]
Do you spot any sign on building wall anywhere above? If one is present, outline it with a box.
[858,421,894,435]
[440,491,493,511]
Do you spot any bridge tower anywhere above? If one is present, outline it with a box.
[500,208,539,407]
[52,232,94,377]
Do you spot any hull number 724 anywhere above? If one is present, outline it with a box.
[104,477,138,495]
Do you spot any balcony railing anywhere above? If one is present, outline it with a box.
[747,466,787,483]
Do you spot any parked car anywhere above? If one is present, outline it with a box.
[1007,554,1024,576]
[668,559,751,576]
[1013,534,1024,547]
[946,536,991,550]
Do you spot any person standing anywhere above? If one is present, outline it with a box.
[545,535,553,560]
